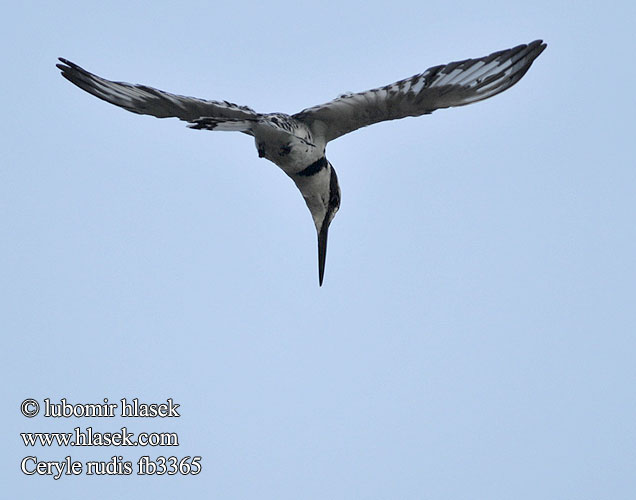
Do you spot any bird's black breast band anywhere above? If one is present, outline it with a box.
[297,157,327,177]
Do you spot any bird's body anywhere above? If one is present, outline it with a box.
[57,40,546,285]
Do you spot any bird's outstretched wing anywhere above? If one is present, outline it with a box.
[293,40,546,143]
[56,58,260,126]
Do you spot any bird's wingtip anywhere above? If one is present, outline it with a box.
[530,39,548,54]
[56,58,74,74]
[57,58,84,73]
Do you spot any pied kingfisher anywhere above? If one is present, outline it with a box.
[57,40,546,285]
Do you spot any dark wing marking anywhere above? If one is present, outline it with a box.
[56,58,260,127]
[293,40,546,142]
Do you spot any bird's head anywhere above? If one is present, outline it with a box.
[298,161,341,286]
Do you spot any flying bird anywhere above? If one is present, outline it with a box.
[57,40,546,285]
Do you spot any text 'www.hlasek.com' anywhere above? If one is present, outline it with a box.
[19,398,202,479]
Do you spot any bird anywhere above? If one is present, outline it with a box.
[57,40,546,286]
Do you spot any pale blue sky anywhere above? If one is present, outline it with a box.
[3,1,635,499]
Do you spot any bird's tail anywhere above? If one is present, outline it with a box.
[188,117,257,133]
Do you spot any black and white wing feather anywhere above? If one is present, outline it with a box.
[56,58,260,128]
[294,40,546,142]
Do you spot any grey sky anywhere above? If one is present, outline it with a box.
[3,1,635,499]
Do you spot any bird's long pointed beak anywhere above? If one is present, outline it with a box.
[317,222,329,286]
